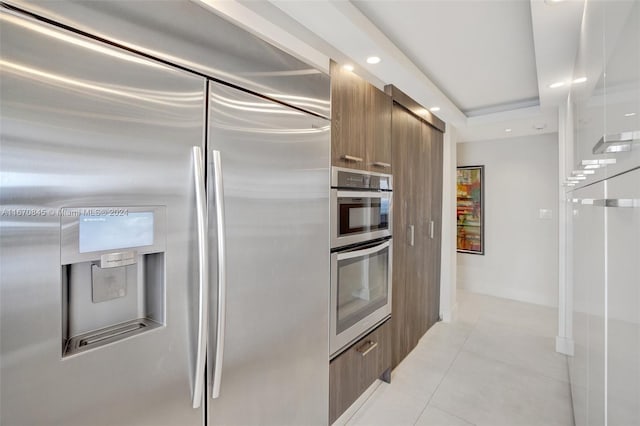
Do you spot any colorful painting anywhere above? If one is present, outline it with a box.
[457,166,484,255]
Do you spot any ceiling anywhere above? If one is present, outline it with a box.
[198,0,589,143]
[352,0,540,116]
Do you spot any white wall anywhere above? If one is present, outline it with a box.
[440,126,458,322]
[456,133,559,307]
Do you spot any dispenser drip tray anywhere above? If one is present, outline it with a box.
[64,318,161,356]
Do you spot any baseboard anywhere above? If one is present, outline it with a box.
[440,303,458,323]
[556,336,574,356]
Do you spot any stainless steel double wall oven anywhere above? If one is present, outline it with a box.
[330,167,393,357]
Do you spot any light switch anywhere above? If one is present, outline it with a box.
[539,209,552,220]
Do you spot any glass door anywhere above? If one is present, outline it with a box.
[331,190,392,248]
[330,239,392,356]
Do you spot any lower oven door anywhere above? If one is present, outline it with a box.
[330,238,392,357]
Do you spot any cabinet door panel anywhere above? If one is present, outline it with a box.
[359,320,392,391]
[329,341,362,423]
[366,85,392,173]
[406,114,426,347]
[607,169,640,426]
[417,122,432,337]
[331,62,366,169]
[390,104,445,368]
[391,104,410,368]
[329,320,391,423]
[571,182,606,426]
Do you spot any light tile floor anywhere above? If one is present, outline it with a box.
[336,290,574,426]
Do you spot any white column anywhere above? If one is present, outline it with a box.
[556,97,574,355]
[440,126,458,322]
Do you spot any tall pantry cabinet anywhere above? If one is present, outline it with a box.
[328,61,393,424]
[385,85,445,368]
[328,66,446,421]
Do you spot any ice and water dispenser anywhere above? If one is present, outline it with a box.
[60,207,166,357]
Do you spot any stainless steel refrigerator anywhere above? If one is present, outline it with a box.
[0,2,330,425]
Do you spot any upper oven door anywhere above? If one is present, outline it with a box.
[331,189,392,248]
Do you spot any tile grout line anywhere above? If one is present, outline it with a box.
[427,404,477,426]
[459,345,572,386]
[411,321,479,425]
[461,308,574,386]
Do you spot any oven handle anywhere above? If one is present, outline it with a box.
[335,190,391,199]
[336,240,391,261]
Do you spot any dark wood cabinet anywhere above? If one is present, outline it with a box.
[327,77,444,420]
[331,60,367,169]
[330,61,392,172]
[329,320,391,424]
[386,86,444,369]
[365,84,393,173]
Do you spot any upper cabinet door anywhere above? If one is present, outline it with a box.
[366,85,392,173]
[331,61,367,170]
[330,61,392,172]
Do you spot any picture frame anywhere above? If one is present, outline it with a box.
[456,165,484,255]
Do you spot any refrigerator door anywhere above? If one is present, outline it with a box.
[206,81,330,425]
[7,0,331,118]
[0,9,206,426]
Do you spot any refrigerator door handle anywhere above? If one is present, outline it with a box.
[192,146,209,409]
[211,150,227,399]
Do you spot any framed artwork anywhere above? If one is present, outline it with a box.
[456,165,484,255]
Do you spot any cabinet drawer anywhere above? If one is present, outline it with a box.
[329,319,391,424]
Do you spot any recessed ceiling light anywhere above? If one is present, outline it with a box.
[573,77,587,84]
[342,64,354,72]
[430,107,440,112]
[624,112,636,117]
[505,128,512,133]
[366,56,381,64]
[549,81,565,89]
[545,0,565,4]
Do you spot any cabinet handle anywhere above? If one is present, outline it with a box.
[372,161,391,168]
[429,220,435,239]
[593,198,639,208]
[342,155,363,163]
[408,225,415,247]
[356,340,378,357]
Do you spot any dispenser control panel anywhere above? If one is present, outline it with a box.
[79,212,154,253]
[61,206,166,265]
